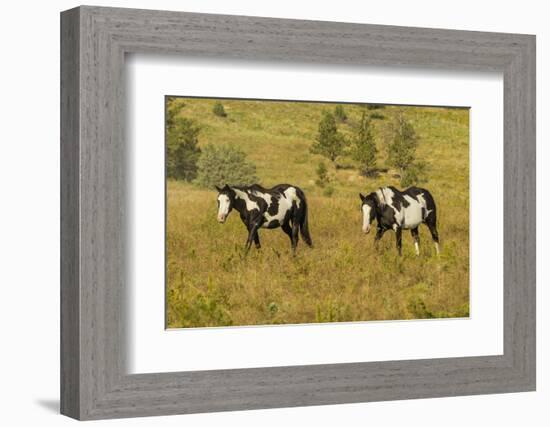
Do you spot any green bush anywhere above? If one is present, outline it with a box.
[166,99,201,181]
[166,97,184,128]
[407,297,435,319]
[322,186,335,197]
[400,161,429,187]
[168,277,233,327]
[315,161,330,187]
[212,101,227,117]
[194,144,258,188]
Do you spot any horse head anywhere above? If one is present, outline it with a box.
[215,184,235,223]
[359,192,378,234]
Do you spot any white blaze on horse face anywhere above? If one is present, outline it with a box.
[362,204,372,233]
[217,194,230,223]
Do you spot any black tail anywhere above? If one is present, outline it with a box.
[297,188,313,247]
[419,188,439,244]
[421,189,437,227]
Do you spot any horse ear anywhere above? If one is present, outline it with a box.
[215,185,222,192]
[359,193,365,201]
[223,184,230,191]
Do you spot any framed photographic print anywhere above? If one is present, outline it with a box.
[61,6,536,420]
[164,96,469,330]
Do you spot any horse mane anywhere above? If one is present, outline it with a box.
[232,183,294,194]
[375,188,387,207]
[228,183,261,192]
[247,183,268,192]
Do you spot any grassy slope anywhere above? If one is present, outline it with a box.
[167,98,469,328]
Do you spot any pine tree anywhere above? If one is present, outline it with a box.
[166,99,201,181]
[310,111,346,167]
[352,112,378,177]
[334,105,347,122]
[387,113,418,183]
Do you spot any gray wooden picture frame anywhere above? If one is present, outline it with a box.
[60,5,536,420]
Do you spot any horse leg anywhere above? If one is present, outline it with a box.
[245,219,262,254]
[395,226,403,256]
[427,222,440,255]
[411,227,420,256]
[281,222,293,245]
[373,227,386,253]
[291,220,300,254]
[374,227,386,250]
[253,231,261,249]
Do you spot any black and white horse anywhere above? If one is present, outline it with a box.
[215,184,313,254]
[359,186,440,256]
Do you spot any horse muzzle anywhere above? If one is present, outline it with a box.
[362,226,371,234]
[217,215,226,223]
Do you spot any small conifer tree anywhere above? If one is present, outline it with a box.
[166,98,201,181]
[334,104,347,122]
[310,111,346,167]
[352,112,378,177]
[212,102,227,117]
[387,113,419,185]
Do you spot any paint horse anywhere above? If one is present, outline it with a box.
[359,186,440,256]
[215,184,313,254]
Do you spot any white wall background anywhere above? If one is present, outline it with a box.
[0,1,546,425]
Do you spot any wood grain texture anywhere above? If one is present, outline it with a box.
[60,6,536,420]
[60,7,80,419]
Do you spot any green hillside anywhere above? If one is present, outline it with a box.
[166,97,469,328]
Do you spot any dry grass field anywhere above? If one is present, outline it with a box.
[166,98,469,328]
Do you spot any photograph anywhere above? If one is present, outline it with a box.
[165,96,470,329]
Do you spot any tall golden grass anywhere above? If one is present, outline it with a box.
[166,99,469,328]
